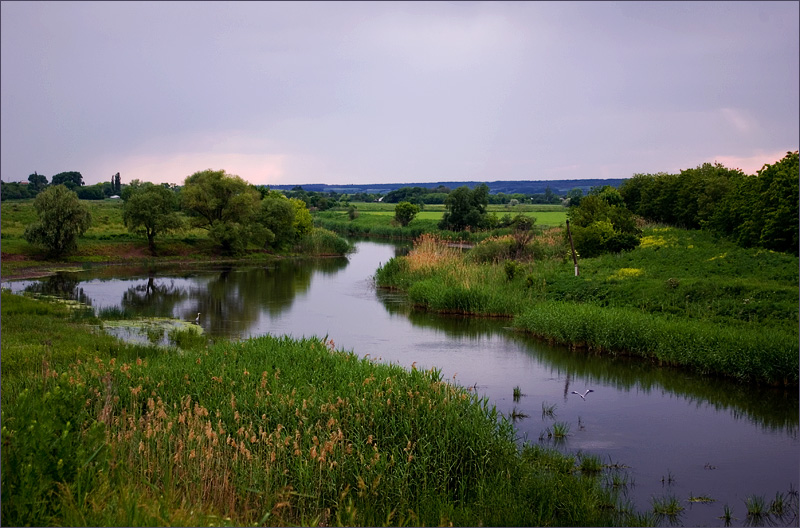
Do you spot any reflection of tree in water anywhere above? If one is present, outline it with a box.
[309,257,349,276]
[23,273,92,307]
[192,259,336,337]
[121,275,188,317]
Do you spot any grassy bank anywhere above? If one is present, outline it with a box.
[314,203,568,242]
[1,291,646,526]
[375,229,799,386]
[1,199,352,279]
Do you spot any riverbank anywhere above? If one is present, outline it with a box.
[0,290,647,527]
[0,198,353,280]
[375,229,799,386]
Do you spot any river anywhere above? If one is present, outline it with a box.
[3,239,798,527]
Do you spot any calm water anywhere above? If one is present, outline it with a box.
[4,239,798,526]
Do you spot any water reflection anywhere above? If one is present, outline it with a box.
[19,273,93,307]
[120,275,188,317]
[379,291,798,434]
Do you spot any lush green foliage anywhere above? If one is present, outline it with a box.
[181,169,264,254]
[23,185,92,257]
[1,291,642,527]
[619,152,799,254]
[567,186,641,258]
[711,151,799,254]
[375,228,799,385]
[258,191,300,250]
[394,201,420,226]
[51,171,84,190]
[122,182,184,254]
[294,227,354,255]
[439,184,490,231]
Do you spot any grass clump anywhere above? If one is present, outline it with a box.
[1,291,644,527]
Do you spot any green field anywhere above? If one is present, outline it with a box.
[346,202,568,227]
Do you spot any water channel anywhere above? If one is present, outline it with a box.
[3,239,798,527]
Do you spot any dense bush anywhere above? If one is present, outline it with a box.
[619,152,799,255]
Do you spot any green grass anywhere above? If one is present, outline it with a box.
[314,202,568,242]
[1,291,646,527]
[375,227,799,385]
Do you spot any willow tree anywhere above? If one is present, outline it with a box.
[181,169,261,254]
[24,185,92,257]
[123,182,184,254]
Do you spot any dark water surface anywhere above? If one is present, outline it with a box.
[4,239,798,526]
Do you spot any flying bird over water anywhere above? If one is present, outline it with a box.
[571,389,594,400]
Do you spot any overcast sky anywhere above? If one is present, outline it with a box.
[2,1,798,187]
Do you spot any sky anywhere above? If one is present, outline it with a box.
[1,1,798,187]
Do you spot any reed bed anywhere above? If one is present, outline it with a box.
[1,291,643,527]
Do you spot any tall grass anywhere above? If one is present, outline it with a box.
[1,291,645,527]
[293,227,354,255]
[375,227,799,385]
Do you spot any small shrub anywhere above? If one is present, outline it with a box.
[504,260,520,281]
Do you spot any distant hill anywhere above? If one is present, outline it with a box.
[268,179,627,195]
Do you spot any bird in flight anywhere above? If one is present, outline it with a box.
[571,389,594,400]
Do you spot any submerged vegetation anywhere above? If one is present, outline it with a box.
[375,227,798,385]
[1,290,646,526]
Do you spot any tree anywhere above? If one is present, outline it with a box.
[394,201,419,227]
[28,172,48,193]
[258,191,298,250]
[51,171,84,190]
[711,151,799,254]
[114,172,122,195]
[290,197,313,238]
[123,182,184,254]
[565,188,583,207]
[181,169,261,254]
[24,185,92,257]
[439,184,489,231]
[567,188,641,258]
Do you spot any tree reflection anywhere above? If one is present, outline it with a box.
[187,258,346,337]
[22,273,92,306]
[121,274,188,317]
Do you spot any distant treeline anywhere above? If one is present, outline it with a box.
[619,151,798,254]
[269,178,626,195]
[1,171,122,201]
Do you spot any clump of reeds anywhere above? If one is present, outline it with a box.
[651,494,684,517]
[406,233,461,273]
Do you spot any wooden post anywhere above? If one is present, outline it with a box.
[566,219,579,277]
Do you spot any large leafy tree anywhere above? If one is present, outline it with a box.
[181,169,261,254]
[27,172,48,193]
[50,171,84,190]
[123,182,184,254]
[24,185,92,257]
[439,184,489,231]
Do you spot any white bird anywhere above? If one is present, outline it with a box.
[571,389,594,400]
[195,312,201,324]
